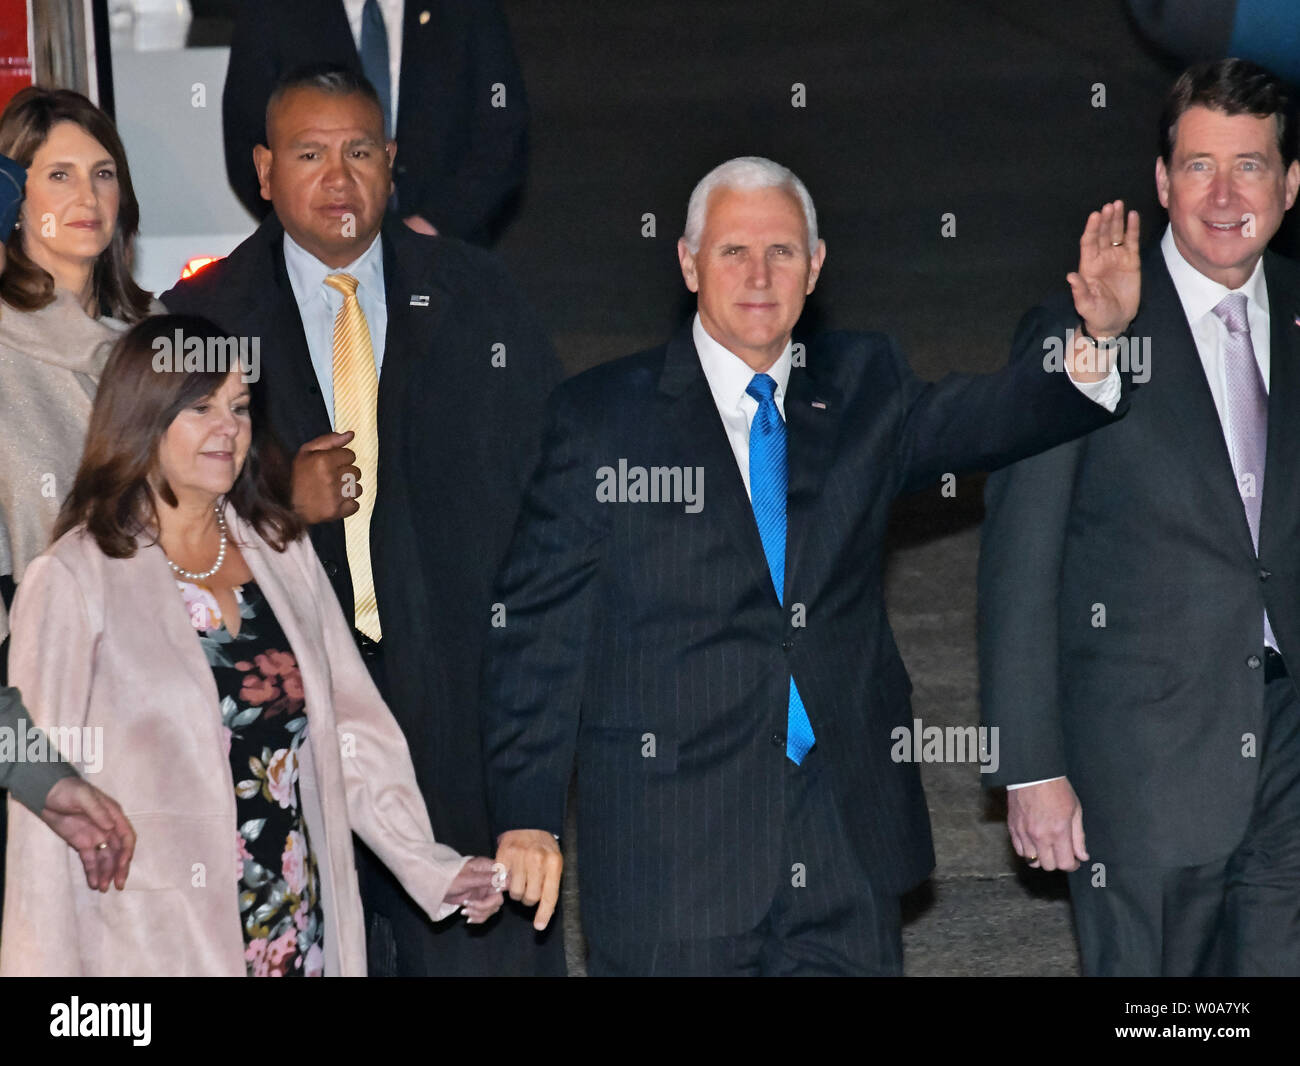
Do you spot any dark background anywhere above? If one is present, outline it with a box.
[493,0,1186,378]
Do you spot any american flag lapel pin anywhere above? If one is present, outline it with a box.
[410,294,430,307]
[811,399,828,410]
[1293,312,1300,328]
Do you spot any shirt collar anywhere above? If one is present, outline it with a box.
[282,229,385,305]
[692,312,793,413]
[1160,223,1269,325]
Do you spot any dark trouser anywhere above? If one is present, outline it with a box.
[1068,662,1300,976]
[586,745,903,977]
[352,633,564,977]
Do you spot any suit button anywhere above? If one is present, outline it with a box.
[1247,654,1262,670]
[1260,568,1272,580]
[324,561,339,578]
[781,637,794,651]
[770,733,785,748]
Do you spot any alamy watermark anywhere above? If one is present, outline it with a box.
[1042,329,1151,383]
[152,328,261,383]
[890,718,999,774]
[596,459,704,514]
[0,721,103,774]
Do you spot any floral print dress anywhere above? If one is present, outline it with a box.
[179,578,325,977]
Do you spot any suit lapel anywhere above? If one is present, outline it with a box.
[1260,251,1300,559]
[326,0,363,65]
[784,344,842,598]
[376,225,448,478]
[1140,252,1257,558]
[657,326,774,599]
[257,219,334,448]
[395,0,428,132]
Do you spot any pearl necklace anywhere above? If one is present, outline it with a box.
[167,504,228,582]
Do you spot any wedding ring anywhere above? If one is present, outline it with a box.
[95,841,109,851]
[1110,241,1123,246]
[1026,854,1038,862]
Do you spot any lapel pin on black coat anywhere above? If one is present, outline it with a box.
[410,294,430,307]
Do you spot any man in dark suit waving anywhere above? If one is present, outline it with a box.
[164,66,562,976]
[979,59,1300,975]
[484,155,1134,975]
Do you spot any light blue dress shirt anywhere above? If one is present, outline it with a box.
[282,231,388,427]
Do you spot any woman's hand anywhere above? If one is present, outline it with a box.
[443,855,506,924]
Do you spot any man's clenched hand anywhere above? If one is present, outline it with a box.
[1007,776,1088,872]
[494,829,562,931]
[292,431,361,525]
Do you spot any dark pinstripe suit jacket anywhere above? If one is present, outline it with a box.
[482,321,1122,946]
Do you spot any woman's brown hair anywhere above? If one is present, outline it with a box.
[0,87,151,322]
[55,314,303,556]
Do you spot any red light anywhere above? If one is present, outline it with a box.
[180,255,222,279]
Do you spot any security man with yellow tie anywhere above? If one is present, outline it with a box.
[163,63,563,977]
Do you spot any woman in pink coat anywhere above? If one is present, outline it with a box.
[1,315,503,976]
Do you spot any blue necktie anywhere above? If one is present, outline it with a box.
[747,373,816,764]
[361,0,393,140]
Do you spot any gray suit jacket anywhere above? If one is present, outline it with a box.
[0,686,75,811]
[978,247,1300,865]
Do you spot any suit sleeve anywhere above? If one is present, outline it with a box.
[481,385,607,838]
[976,304,1091,788]
[0,555,97,976]
[299,538,469,920]
[0,686,77,813]
[894,303,1124,495]
[412,0,528,239]
[222,0,276,221]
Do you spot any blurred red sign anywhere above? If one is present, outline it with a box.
[0,0,31,113]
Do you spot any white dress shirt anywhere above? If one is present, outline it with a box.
[283,231,388,426]
[343,0,405,134]
[694,314,791,501]
[1010,227,1276,792]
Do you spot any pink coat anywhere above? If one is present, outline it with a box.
[0,508,468,976]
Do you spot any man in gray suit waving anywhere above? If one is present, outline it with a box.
[979,59,1300,976]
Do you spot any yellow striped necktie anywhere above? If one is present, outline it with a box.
[323,272,382,641]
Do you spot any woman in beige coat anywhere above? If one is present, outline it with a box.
[0,87,159,648]
[0,315,503,976]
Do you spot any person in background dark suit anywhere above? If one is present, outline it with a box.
[483,155,1133,976]
[979,59,1300,975]
[223,0,528,245]
[163,65,562,976]
[1129,0,1300,87]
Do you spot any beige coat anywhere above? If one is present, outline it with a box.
[0,506,468,976]
[0,292,167,643]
